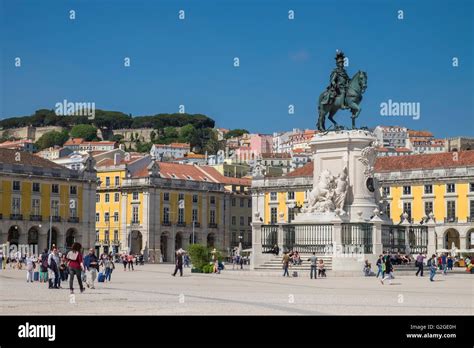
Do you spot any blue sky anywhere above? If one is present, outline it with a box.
[1,0,473,137]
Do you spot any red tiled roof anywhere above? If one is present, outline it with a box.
[133,161,251,186]
[286,162,314,177]
[64,138,84,146]
[198,166,251,186]
[408,130,433,138]
[374,150,474,172]
[394,147,411,152]
[0,148,67,170]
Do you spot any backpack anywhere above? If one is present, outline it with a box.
[427,259,432,267]
[41,254,49,270]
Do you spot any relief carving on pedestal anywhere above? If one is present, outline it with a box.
[302,166,349,215]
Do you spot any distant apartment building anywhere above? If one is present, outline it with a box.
[272,129,302,153]
[150,143,191,160]
[373,126,408,148]
[290,149,312,170]
[376,147,412,157]
[36,146,73,160]
[63,138,117,153]
[0,139,37,153]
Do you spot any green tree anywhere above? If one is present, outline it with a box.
[163,127,178,139]
[224,128,249,139]
[180,124,196,142]
[70,124,98,141]
[35,130,69,150]
[135,142,152,153]
[188,244,211,270]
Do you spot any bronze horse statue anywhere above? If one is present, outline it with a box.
[317,70,367,131]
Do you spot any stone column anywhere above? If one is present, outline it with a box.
[426,221,437,256]
[201,191,208,229]
[277,223,284,252]
[142,191,150,258]
[251,221,262,270]
[371,219,383,256]
[332,219,342,250]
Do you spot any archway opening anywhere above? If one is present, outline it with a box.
[66,228,77,251]
[130,230,143,255]
[7,225,20,246]
[444,228,460,249]
[207,233,215,248]
[160,233,168,262]
[175,232,182,250]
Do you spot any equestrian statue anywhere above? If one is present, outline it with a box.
[317,51,367,131]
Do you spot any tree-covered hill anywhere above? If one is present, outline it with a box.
[0,109,215,130]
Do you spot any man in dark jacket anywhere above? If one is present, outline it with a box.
[172,251,183,277]
[380,256,393,285]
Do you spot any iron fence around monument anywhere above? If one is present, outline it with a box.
[408,226,428,254]
[382,225,406,254]
[261,225,278,253]
[341,223,373,254]
[283,224,333,253]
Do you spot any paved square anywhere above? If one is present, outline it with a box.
[0,265,472,315]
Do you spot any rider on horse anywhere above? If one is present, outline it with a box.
[324,51,350,109]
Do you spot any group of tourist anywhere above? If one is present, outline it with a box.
[0,243,134,293]
[281,251,326,278]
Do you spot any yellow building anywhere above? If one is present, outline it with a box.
[95,151,252,261]
[252,151,474,253]
[375,150,474,251]
[0,149,97,254]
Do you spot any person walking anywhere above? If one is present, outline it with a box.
[48,247,60,289]
[127,254,134,271]
[122,254,128,271]
[415,253,425,277]
[380,255,393,285]
[104,256,115,282]
[67,242,85,294]
[376,255,384,278]
[429,254,437,282]
[308,252,317,279]
[84,249,99,289]
[172,251,183,277]
[25,254,35,283]
[441,253,448,275]
[282,252,290,277]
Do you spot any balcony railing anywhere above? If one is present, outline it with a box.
[444,217,458,223]
[112,239,120,245]
[50,216,61,222]
[29,215,43,221]
[208,223,218,228]
[177,222,186,227]
[68,217,79,223]
[192,222,200,228]
[161,221,171,226]
[0,213,2,220]
[10,214,23,220]
[130,220,140,225]
[468,217,474,223]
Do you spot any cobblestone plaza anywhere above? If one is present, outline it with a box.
[1,265,472,315]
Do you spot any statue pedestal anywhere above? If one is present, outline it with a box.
[294,129,379,223]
